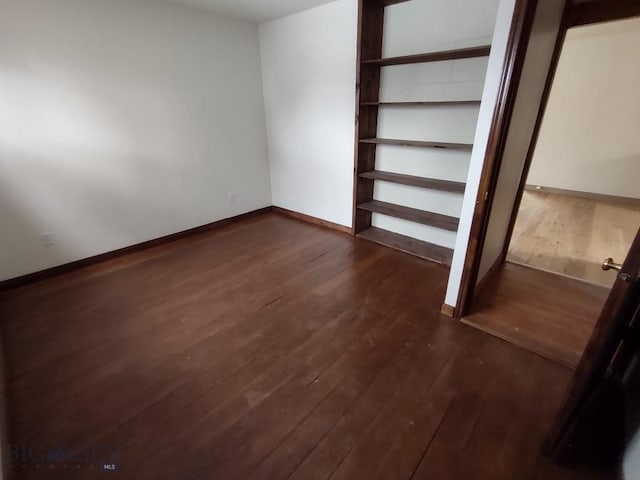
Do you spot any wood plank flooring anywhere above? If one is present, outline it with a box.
[0,213,614,479]
[508,191,640,287]
[464,262,609,368]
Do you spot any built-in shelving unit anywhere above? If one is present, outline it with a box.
[352,0,490,265]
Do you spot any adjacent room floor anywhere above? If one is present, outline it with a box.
[0,213,613,479]
[508,190,640,287]
[468,190,639,368]
[464,262,609,368]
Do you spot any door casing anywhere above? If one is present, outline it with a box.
[454,0,640,318]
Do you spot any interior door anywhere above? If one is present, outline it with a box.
[546,225,640,461]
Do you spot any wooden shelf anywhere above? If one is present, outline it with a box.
[360,138,473,151]
[361,100,481,107]
[357,200,459,232]
[359,171,466,194]
[357,227,453,265]
[362,45,491,67]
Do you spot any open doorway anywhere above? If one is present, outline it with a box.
[463,15,640,368]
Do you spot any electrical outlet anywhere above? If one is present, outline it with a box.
[227,192,236,204]
[40,232,54,247]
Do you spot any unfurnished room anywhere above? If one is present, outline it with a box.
[0,0,638,479]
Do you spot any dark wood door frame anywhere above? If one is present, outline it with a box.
[545,226,640,461]
[452,0,562,318]
[569,0,640,28]
[453,0,640,318]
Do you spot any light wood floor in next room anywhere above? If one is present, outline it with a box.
[466,190,640,368]
[508,190,640,287]
[0,213,614,480]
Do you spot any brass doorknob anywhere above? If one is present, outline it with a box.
[602,257,622,272]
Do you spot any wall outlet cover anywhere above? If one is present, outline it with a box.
[40,232,54,247]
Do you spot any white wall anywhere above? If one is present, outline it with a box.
[527,18,640,200]
[626,428,640,479]
[0,0,272,282]
[259,0,357,227]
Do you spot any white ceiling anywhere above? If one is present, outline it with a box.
[173,0,337,23]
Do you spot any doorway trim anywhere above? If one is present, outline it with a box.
[453,0,569,318]
[570,0,640,28]
[453,0,640,319]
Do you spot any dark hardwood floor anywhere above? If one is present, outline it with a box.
[464,262,609,368]
[0,213,614,479]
